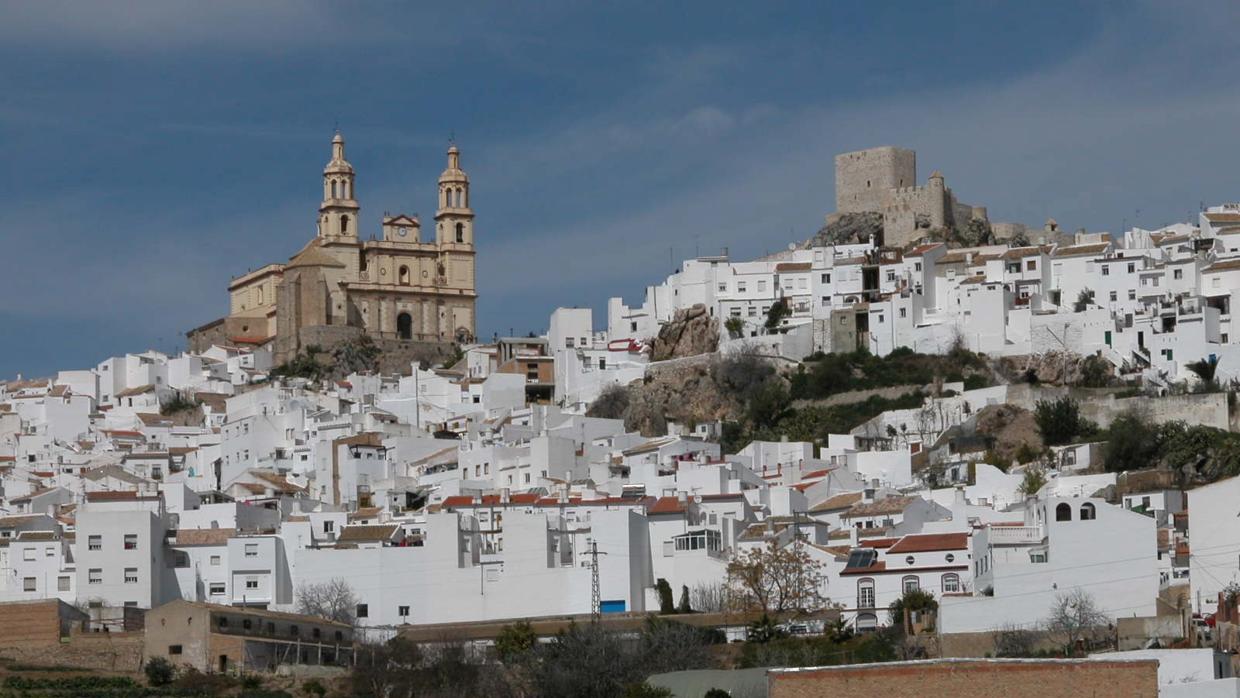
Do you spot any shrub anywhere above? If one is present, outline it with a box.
[586,383,630,419]
[495,620,537,663]
[302,679,327,697]
[1034,397,1095,446]
[144,656,174,687]
[1103,409,1160,472]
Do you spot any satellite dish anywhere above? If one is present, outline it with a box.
[787,243,796,251]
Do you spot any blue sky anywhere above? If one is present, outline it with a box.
[3,1,1239,377]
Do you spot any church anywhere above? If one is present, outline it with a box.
[188,133,478,365]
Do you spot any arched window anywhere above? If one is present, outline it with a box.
[256,287,264,305]
[1055,503,1072,521]
[902,575,920,594]
[398,266,410,286]
[455,187,463,207]
[340,215,349,234]
[855,612,878,632]
[1080,502,1096,520]
[455,222,465,243]
[331,180,338,198]
[858,578,875,609]
[396,313,413,340]
[358,252,367,273]
[941,573,960,594]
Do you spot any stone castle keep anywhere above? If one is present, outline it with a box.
[834,146,989,247]
[188,134,477,366]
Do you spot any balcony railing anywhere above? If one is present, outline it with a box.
[988,525,1044,545]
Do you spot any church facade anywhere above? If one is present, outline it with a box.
[188,133,477,365]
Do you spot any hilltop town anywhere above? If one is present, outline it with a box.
[5,138,1240,696]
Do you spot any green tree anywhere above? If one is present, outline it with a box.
[332,334,381,376]
[1103,409,1160,472]
[889,588,939,634]
[677,585,692,614]
[656,578,675,614]
[495,620,538,664]
[1018,467,1048,496]
[765,298,791,330]
[725,316,745,340]
[1034,397,1094,446]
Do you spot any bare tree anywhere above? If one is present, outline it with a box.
[296,577,359,626]
[725,541,826,614]
[1044,588,1110,656]
[689,581,728,613]
[992,623,1039,657]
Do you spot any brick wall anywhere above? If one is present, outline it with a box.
[0,600,87,646]
[0,631,144,673]
[769,658,1158,698]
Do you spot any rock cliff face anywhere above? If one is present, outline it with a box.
[999,351,1114,387]
[808,211,885,247]
[622,358,739,436]
[650,304,719,361]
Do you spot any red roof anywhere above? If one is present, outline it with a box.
[648,496,688,515]
[887,532,969,554]
[858,538,898,549]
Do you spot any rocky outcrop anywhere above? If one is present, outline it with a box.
[974,403,1043,464]
[650,304,719,361]
[621,357,743,436]
[808,211,885,247]
[998,351,1114,387]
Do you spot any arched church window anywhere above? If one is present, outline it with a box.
[256,287,264,305]
[455,187,463,207]
[455,222,464,243]
[331,180,338,198]
[397,313,413,340]
[398,266,410,286]
[340,215,349,234]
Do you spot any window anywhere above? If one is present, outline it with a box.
[58,576,70,592]
[1055,503,1072,521]
[1127,263,1135,273]
[1026,260,1037,271]
[1128,289,1136,300]
[455,222,465,243]
[942,573,960,593]
[821,273,832,283]
[899,307,907,318]
[45,546,54,557]
[1102,266,1110,276]
[243,619,253,630]
[340,215,349,234]
[88,569,102,585]
[124,568,138,583]
[738,282,747,293]
[88,535,102,551]
[398,605,410,617]
[290,625,299,637]
[902,575,920,594]
[1109,291,1117,302]
[324,521,335,533]
[210,555,221,566]
[22,548,34,561]
[245,544,258,558]
[210,583,226,595]
[124,534,137,550]
[1174,269,1183,280]
[1080,502,1096,520]
[356,604,369,619]
[245,578,259,590]
[858,579,875,609]
[169,645,183,655]
[718,283,727,292]
[23,577,36,592]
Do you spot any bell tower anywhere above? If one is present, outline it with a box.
[318,132,360,240]
[435,145,473,247]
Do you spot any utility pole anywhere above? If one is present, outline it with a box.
[582,540,608,621]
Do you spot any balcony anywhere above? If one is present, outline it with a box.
[987,525,1044,545]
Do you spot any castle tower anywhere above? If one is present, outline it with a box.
[318,132,360,240]
[435,145,474,247]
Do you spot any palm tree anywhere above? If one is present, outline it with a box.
[1186,355,1219,392]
